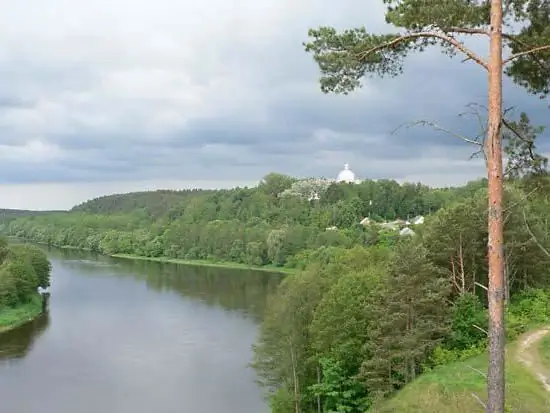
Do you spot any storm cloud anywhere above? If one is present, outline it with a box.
[0,0,547,209]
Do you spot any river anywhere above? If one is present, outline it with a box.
[0,247,282,413]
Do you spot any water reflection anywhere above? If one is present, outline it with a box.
[0,245,277,413]
[0,295,50,361]
[44,246,283,321]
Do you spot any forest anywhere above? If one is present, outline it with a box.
[3,171,550,411]
[4,177,487,269]
[3,0,550,404]
[252,175,550,412]
[0,240,52,331]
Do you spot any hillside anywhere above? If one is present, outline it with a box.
[0,209,62,217]
[0,209,62,225]
[371,328,550,413]
[69,176,487,217]
[71,189,217,218]
[4,175,491,270]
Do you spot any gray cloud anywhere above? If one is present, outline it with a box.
[0,0,547,200]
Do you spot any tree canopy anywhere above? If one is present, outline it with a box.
[304,0,550,98]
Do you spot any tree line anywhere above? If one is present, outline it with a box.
[304,0,549,410]
[4,177,484,269]
[252,177,550,412]
[0,240,51,312]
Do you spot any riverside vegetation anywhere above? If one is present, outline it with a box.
[4,170,550,411]
[304,0,550,410]
[0,239,52,333]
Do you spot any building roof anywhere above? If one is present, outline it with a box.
[336,163,356,183]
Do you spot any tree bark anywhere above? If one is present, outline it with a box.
[486,0,505,412]
[289,338,301,413]
[316,365,321,413]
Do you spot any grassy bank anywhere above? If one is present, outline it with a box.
[541,335,550,368]
[0,294,44,334]
[371,342,550,413]
[111,253,295,274]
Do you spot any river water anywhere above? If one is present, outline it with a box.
[0,247,282,413]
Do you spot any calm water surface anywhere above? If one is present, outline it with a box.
[0,247,282,413]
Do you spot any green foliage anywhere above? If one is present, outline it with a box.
[268,387,296,413]
[508,288,550,326]
[249,178,550,412]
[308,357,370,413]
[5,176,474,270]
[0,240,51,329]
[428,343,487,367]
[8,244,51,288]
[503,112,548,179]
[6,173,550,411]
[504,0,550,97]
[371,346,550,413]
[304,0,550,99]
[540,335,550,369]
[0,294,44,332]
[447,293,488,351]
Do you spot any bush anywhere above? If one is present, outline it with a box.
[447,293,488,350]
[0,240,52,310]
[508,288,550,325]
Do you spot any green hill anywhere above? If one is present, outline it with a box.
[70,189,216,217]
[372,328,550,413]
[69,177,487,218]
[0,209,62,225]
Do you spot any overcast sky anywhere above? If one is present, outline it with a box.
[0,0,548,210]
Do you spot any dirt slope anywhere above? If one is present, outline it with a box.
[516,326,550,392]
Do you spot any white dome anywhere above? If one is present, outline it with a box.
[336,163,356,183]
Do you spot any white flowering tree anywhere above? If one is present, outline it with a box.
[279,178,332,201]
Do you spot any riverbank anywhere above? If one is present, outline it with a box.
[8,237,296,274]
[111,253,295,274]
[0,294,44,334]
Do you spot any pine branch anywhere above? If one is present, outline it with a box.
[472,324,489,336]
[355,31,488,70]
[440,27,489,36]
[467,365,487,378]
[474,281,488,291]
[501,118,537,162]
[392,120,484,146]
[503,44,550,65]
[502,34,550,74]
[522,209,550,258]
[471,393,487,409]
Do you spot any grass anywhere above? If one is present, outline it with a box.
[111,253,296,274]
[371,342,550,413]
[540,335,550,369]
[0,294,44,334]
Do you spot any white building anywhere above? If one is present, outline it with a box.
[336,163,361,184]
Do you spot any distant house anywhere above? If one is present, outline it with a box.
[412,215,425,225]
[379,222,399,231]
[399,227,415,237]
[360,217,371,226]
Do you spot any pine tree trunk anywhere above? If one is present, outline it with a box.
[316,365,321,413]
[486,0,505,411]
[289,338,301,413]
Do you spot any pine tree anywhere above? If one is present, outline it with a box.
[361,241,450,399]
[304,2,550,411]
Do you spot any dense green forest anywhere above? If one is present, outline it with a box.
[4,171,550,410]
[1,105,547,411]
[4,176,487,269]
[251,176,550,412]
[0,209,62,226]
[0,240,52,332]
